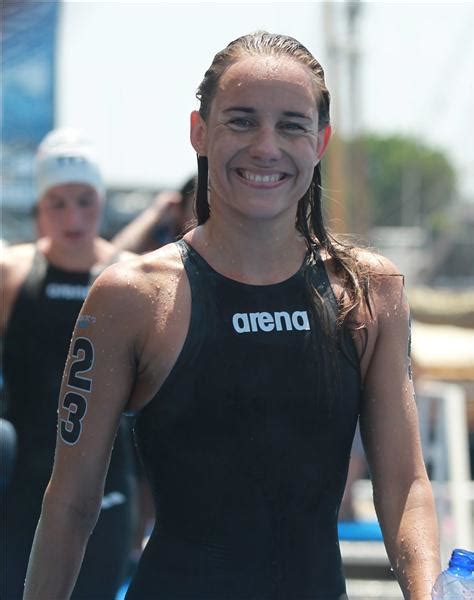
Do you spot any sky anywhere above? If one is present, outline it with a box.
[57,1,474,198]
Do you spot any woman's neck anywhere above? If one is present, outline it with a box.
[38,237,110,272]
[186,215,307,285]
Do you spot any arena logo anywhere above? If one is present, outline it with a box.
[232,310,310,333]
[46,283,90,301]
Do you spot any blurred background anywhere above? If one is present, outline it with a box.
[2,1,473,598]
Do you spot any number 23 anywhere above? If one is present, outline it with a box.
[60,337,94,445]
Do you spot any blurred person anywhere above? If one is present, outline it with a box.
[0,128,136,600]
[24,33,440,600]
[111,175,196,254]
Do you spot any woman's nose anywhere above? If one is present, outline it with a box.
[63,203,83,226]
[248,126,282,162]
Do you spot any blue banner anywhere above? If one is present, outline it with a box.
[2,0,59,145]
[1,0,59,215]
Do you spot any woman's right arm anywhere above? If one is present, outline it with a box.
[23,262,148,600]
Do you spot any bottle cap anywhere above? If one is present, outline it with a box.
[450,548,474,572]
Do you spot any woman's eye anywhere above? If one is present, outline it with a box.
[228,117,253,129]
[78,196,95,207]
[280,122,305,132]
[50,200,66,210]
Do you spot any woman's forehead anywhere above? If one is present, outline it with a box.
[40,183,101,204]
[219,54,314,89]
[214,55,318,113]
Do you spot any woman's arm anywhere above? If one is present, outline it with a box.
[111,190,182,254]
[0,244,35,335]
[360,262,440,600]
[23,263,147,600]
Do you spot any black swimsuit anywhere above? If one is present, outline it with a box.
[1,250,135,600]
[127,239,361,600]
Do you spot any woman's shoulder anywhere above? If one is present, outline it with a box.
[351,247,409,326]
[321,244,403,289]
[353,247,401,275]
[353,247,406,297]
[89,241,184,306]
[1,241,36,265]
[320,243,408,327]
[1,242,37,291]
[81,242,189,370]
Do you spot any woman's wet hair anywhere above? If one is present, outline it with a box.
[193,31,370,336]
[196,31,330,127]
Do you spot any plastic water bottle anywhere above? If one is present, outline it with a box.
[432,548,474,599]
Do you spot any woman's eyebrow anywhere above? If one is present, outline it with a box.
[282,111,312,121]
[222,107,312,121]
[48,192,65,202]
[222,106,255,114]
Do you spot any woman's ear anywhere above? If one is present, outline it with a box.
[316,125,331,162]
[190,111,208,156]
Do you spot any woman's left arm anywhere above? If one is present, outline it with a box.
[359,264,440,600]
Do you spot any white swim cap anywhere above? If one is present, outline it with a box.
[35,128,104,200]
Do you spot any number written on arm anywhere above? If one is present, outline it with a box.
[59,337,94,445]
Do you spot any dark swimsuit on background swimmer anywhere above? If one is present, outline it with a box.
[1,250,135,600]
[127,239,361,600]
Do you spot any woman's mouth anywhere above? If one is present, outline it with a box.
[64,231,84,241]
[235,168,289,187]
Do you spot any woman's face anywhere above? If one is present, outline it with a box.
[191,55,328,224]
[36,183,102,247]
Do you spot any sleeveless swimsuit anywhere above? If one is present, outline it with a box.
[1,249,135,600]
[126,240,361,600]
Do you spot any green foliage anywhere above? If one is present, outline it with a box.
[349,134,457,229]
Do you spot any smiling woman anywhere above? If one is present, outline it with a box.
[23,32,440,600]
[190,55,327,225]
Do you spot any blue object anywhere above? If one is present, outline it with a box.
[338,520,383,541]
[115,579,131,600]
[432,548,474,599]
[0,418,17,490]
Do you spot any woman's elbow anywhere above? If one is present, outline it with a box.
[41,483,103,534]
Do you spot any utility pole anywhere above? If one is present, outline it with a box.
[323,2,347,235]
[346,0,369,237]
[323,1,369,238]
